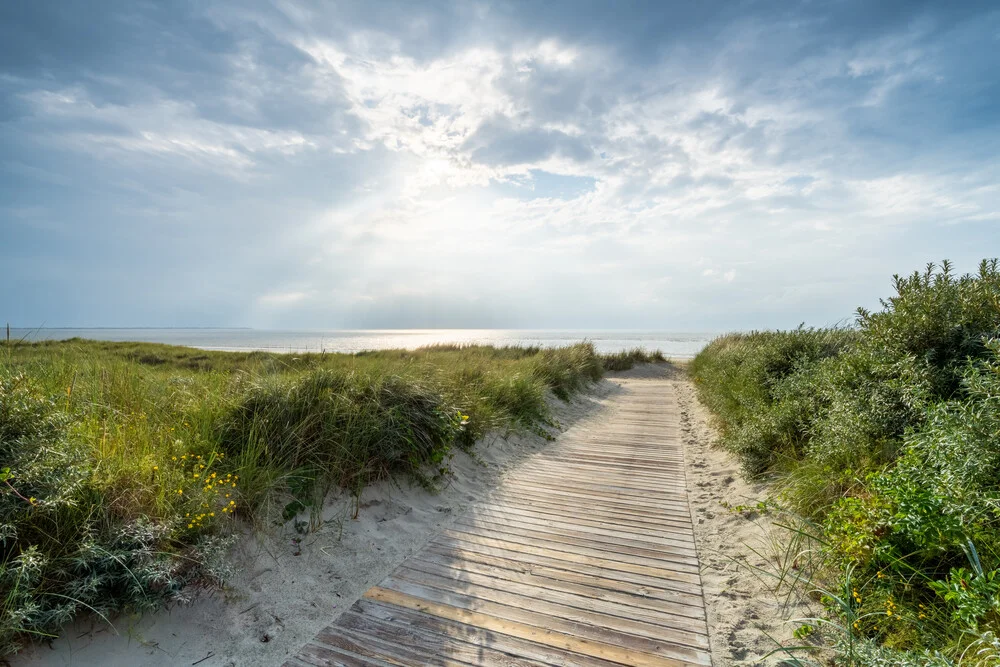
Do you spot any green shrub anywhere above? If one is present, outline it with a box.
[689,327,853,475]
[691,259,1000,661]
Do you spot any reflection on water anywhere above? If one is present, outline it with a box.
[9,328,715,358]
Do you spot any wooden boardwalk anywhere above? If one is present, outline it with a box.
[286,371,711,667]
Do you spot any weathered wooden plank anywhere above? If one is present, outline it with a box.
[454,516,696,561]
[400,558,708,631]
[315,625,459,666]
[511,476,691,497]
[421,542,706,603]
[365,587,710,666]
[408,551,705,618]
[354,598,621,667]
[515,466,687,479]
[506,477,692,503]
[447,518,697,566]
[483,494,696,531]
[423,540,706,598]
[496,493,694,521]
[294,640,396,667]
[465,506,697,544]
[441,524,698,576]
[384,568,710,646]
[499,483,693,511]
[491,487,689,512]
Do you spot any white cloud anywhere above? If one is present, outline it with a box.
[19,87,318,175]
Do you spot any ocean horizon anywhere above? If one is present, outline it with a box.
[7,327,717,358]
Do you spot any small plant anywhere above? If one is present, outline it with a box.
[930,568,1000,630]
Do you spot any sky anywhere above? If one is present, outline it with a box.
[2,1,999,331]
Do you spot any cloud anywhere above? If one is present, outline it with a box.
[2,1,999,330]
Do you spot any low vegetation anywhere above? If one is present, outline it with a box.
[691,259,1000,664]
[600,347,667,371]
[0,339,672,655]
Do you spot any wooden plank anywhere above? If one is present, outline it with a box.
[512,475,690,495]
[497,490,694,519]
[507,477,692,502]
[294,640,396,667]
[466,505,696,544]
[454,515,697,561]
[464,509,695,548]
[466,506,697,544]
[447,517,699,560]
[484,494,696,531]
[315,625,459,666]
[401,557,707,631]
[422,542,706,603]
[491,488,690,514]
[365,587,710,666]
[518,459,688,478]
[409,551,705,619]
[500,483,693,511]
[384,569,709,646]
[425,539,705,597]
[519,457,687,470]
[354,598,621,667]
[441,527,701,573]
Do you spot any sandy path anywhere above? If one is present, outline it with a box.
[672,368,818,665]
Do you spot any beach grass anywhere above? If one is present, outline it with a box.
[0,338,667,654]
[599,347,667,371]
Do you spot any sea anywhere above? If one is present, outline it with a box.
[7,328,716,358]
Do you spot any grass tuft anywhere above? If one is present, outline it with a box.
[600,347,667,371]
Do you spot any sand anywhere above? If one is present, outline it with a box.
[674,371,819,665]
[12,383,618,667]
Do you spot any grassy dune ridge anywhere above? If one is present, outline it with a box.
[0,338,664,654]
[691,259,1000,664]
